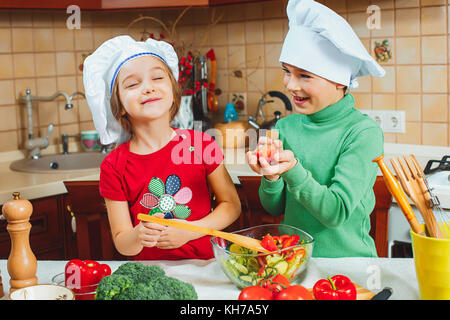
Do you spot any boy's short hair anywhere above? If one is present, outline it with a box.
[110,62,181,139]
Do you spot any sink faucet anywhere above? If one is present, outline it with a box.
[248,93,273,130]
[20,88,83,159]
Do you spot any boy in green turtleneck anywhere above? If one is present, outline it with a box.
[246,0,386,258]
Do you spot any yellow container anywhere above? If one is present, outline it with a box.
[410,224,450,300]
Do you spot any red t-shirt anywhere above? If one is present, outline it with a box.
[99,129,224,260]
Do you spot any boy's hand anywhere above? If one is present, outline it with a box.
[246,137,297,180]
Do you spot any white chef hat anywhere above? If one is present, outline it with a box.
[280,0,385,88]
[83,35,179,145]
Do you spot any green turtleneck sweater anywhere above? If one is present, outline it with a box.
[259,93,384,258]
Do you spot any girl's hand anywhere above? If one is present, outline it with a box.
[136,213,167,248]
[246,137,297,179]
[156,219,198,250]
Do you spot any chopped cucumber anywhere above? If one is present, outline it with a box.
[266,254,283,266]
[230,259,248,274]
[223,259,240,278]
[274,260,288,275]
[239,275,253,284]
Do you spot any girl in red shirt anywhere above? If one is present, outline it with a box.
[83,36,241,260]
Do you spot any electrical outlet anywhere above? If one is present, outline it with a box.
[360,110,405,133]
[384,111,405,133]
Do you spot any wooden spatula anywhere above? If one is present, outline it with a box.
[137,214,269,253]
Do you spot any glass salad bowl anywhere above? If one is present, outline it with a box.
[211,224,314,289]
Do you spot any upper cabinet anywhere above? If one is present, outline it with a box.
[0,0,266,9]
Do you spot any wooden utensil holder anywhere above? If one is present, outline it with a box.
[1,192,38,292]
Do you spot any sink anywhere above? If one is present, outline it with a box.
[10,152,107,173]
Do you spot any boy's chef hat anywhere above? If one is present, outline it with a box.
[279,0,385,88]
[83,35,179,145]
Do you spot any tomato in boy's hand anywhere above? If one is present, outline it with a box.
[256,144,278,163]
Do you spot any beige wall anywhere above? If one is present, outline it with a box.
[0,0,449,153]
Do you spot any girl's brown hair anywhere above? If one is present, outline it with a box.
[110,61,181,139]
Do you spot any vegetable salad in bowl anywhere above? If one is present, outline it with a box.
[211,224,314,289]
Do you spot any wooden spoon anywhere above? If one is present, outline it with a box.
[137,214,269,253]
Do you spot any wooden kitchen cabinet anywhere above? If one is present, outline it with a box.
[0,195,67,260]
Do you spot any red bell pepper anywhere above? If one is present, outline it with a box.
[313,275,357,300]
[261,234,279,252]
[281,235,300,249]
[65,259,111,298]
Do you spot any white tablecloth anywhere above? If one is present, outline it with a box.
[0,258,420,300]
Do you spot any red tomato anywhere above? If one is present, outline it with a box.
[259,274,291,296]
[256,144,278,163]
[238,286,273,300]
[275,285,314,300]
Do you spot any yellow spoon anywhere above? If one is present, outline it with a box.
[137,214,269,253]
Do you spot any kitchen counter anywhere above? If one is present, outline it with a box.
[1,142,449,205]
[0,257,419,300]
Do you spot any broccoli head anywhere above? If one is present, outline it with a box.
[95,262,198,300]
[95,274,133,300]
[150,276,198,300]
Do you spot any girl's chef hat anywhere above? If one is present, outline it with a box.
[280,0,385,88]
[83,35,179,145]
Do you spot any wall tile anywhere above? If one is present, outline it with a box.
[13,53,35,78]
[373,66,395,92]
[397,94,422,121]
[396,8,420,36]
[373,93,396,109]
[421,6,447,35]
[35,53,56,77]
[0,130,18,152]
[0,80,15,105]
[245,20,264,44]
[0,29,12,53]
[396,65,421,92]
[263,19,284,43]
[54,28,74,51]
[0,105,17,131]
[55,52,76,75]
[395,0,420,7]
[264,43,282,68]
[0,54,14,79]
[422,35,446,64]
[12,28,33,52]
[396,37,420,64]
[397,121,422,144]
[422,122,448,145]
[371,10,395,37]
[422,94,448,121]
[422,65,447,92]
[33,28,55,51]
[246,43,265,69]
[228,22,245,45]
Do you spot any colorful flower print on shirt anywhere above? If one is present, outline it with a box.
[140,174,192,219]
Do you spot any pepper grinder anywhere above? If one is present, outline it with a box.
[2,192,37,292]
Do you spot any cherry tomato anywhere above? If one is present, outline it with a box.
[259,274,291,296]
[256,144,278,163]
[275,285,313,300]
[238,286,273,300]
